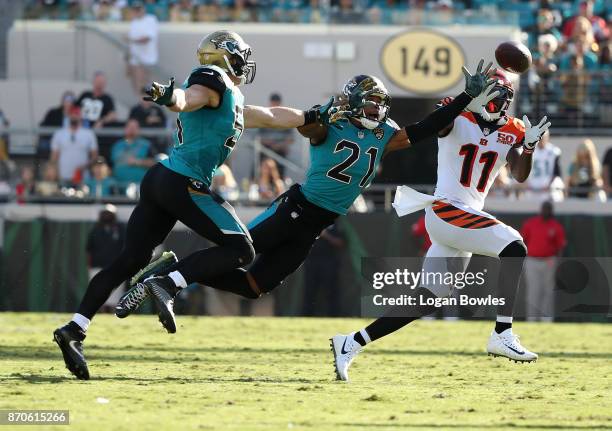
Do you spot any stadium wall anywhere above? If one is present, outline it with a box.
[1,210,610,320]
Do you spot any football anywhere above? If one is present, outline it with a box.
[495,41,532,74]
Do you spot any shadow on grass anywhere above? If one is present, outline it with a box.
[3,372,328,385]
[0,345,611,362]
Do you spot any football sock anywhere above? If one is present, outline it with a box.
[168,271,188,289]
[71,313,91,332]
[352,329,371,347]
[495,316,513,334]
[362,287,439,343]
[496,240,527,319]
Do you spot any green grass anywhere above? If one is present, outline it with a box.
[0,313,611,431]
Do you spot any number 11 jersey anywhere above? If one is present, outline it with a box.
[301,119,398,215]
[435,111,525,211]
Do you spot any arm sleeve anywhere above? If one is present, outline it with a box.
[404,92,472,144]
[187,67,227,95]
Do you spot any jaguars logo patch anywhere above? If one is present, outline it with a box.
[373,127,385,140]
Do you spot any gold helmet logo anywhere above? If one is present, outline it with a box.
[197,30,256,85]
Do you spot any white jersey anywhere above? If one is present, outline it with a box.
[526,143,561,190]
[435,112,525,211]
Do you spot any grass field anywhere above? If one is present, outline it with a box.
[0,313,610,431]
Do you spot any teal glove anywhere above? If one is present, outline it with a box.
[144,77,176,106]
[462,59,495,98]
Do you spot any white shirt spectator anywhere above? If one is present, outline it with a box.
[51,128,98,181]
[128,13,159,66]
[527,143,562,190]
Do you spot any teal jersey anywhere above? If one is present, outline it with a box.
[161,65,244,186]
[301,119,399,215]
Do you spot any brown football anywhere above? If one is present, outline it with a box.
[495,41,532,74]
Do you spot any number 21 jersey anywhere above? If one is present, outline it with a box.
[435,111,525,211]
[301,119,398,215]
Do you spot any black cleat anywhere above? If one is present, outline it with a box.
[144,276,179,334]
[116,282,149,319]
[116,251,179,319]
[53,322,90,380]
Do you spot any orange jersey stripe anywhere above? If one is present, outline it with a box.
[469,218,499,229]
[436,209,468,219]
[452,214,485,227]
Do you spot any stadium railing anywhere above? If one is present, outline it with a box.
[518,70,612,134]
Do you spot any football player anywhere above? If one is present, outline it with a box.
[114,61,500,334]
[331,69,551,381]
[53,30,328,380]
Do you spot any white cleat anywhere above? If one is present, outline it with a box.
[487,329,538,363]
[330,333,363,382]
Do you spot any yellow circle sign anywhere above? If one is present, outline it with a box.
[381,29,466,95]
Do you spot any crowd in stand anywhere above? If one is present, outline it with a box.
[523,0,611,128]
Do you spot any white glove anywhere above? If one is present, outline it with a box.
[522,115,551,153]
[466,82,499,122]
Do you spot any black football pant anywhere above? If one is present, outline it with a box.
[77,164,254,320]
[204,185,338,298]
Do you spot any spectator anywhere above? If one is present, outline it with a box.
[85,156,117,198]
[169,0,194,22]
[76,71,116,129]
[567,139,603,199]
[212,164,239,201]
[50,105,98,185]
[258,93,294,178]
[562,0,609,44]
[566,15,597,51]
[534,34,559,80]
[15,165,36,203]
[258,158,285,200]
[559,41,599,72]
[521,201,566,321]
[0,110,14,196]
[86,205,125,312]
[111,119,155,187]
[302,223,345,316]
[559,49,592,117]
[36,163,60,197]
[129,89,167,153]
[411,214,431,257]
[38,91,76,158]
[529,8,562,50]
[127,1,159,97]
[93,0,122,21]
[331,0,365,24]
[40,91,75,130]
[524,130,564,201]
[602,145,612,197]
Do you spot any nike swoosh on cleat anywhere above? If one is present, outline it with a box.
[340,338,350,354]
[504,344,525,355]
[68,340,82,358]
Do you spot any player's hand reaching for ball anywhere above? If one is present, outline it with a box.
[462,59,495,98]
[466,82,500,122]
[522,115,551,154]
[144,77,176,106]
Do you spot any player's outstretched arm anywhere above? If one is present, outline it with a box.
[392,60,497,152]
[143,78,221,112]
[507,115,551,182]
[243,105,305,129]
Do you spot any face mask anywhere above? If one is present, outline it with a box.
[70,119,79,127]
